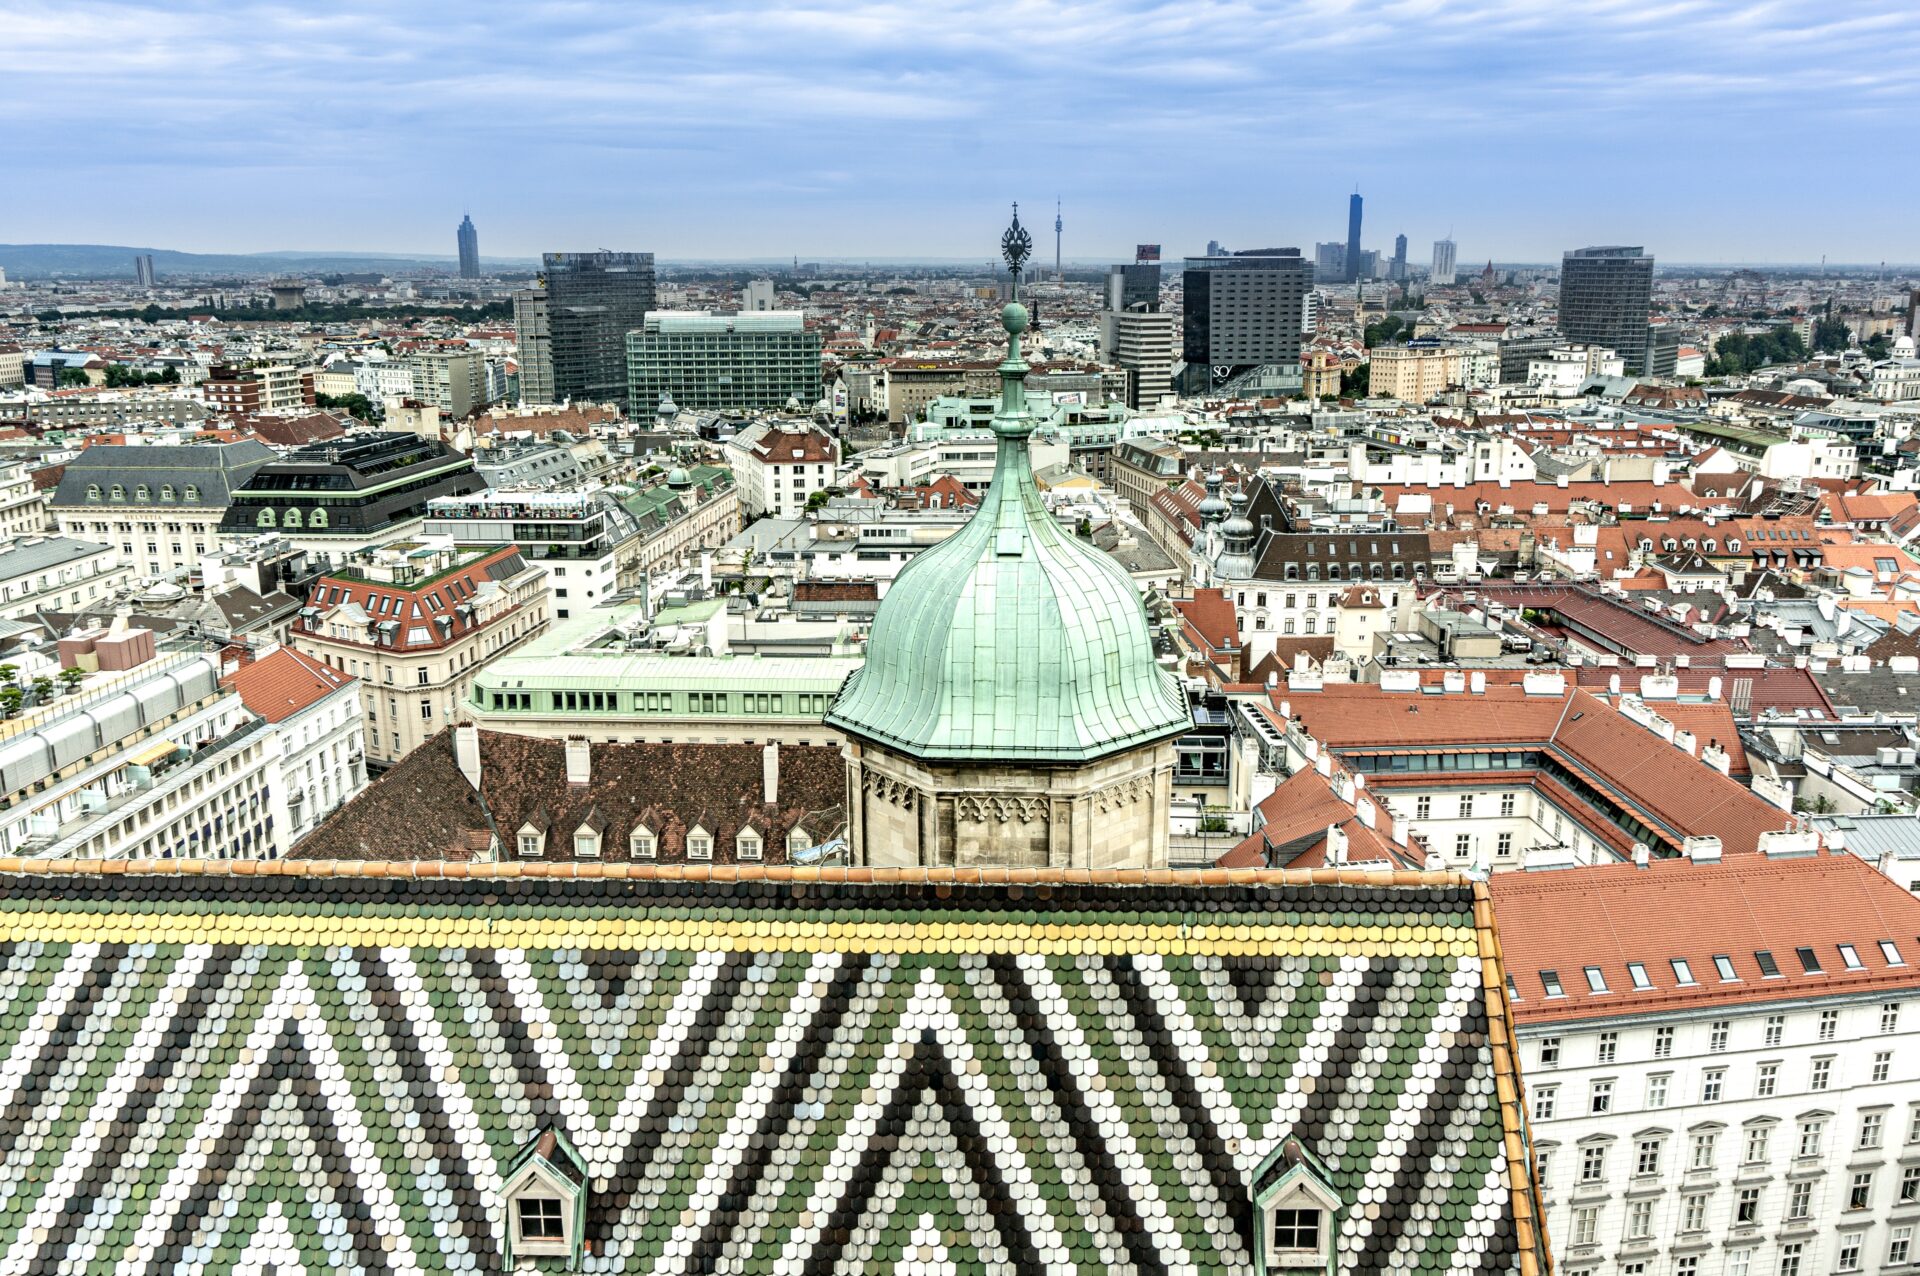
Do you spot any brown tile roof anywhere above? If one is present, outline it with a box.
[300,546,530,654]
[750,428,837,465]
[295,729,845,865]
[1219,767,1421,870]
[220,646,355,723]
[1489,852,1920,1025]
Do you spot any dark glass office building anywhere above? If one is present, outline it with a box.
[1180,248,1313,394]
[1559,246,1655,374]
[513,251,656,407]
[457,215,480,279]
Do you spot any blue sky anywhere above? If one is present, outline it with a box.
[5,0,1918,263]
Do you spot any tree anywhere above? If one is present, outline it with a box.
[1341,363,1371,397]
[58,667,85,693]
[0,664,17,686]
[30,676,52,702]
[1865,333,1894,361]
[1813,318,1851,353]
[0,687,21,718]
[1705,328,1809,376]
[313,391,377,421]
[56,368,90,387]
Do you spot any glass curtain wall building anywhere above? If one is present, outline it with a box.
[514,252,656,406]
[626,311,822,414]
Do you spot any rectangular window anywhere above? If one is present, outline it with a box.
[1415,795,1431,820]
[1884,1002,1902,1033]
[1681,1192,1707,1232]
[1909,1107,1920,1144]
[1840,943,1864,970]
[1584,967,1609,994]
[1690,1130,1718,1171]
[1571,1206,1597,1248]
[1728,1250,1754,1276]
[1625,1199,1653,1241]
[1596,1031,1617,1064]
[1701,1069,1724,1102]
[1838,1234,1863,1274]
[517,1195,564,1241]
[1778,1241,1803,1276]
[1627,962,1651,990]
[1671,958,1695,985]
[1538,1037,1560,1068]
[1653,1025,1674,1058]
[1496,832,1514,859]
[1861,1112,1886,1150]
[1532,1086,1557,1121]
[1798,946,1824,973]
[1787,1181,1812,1222]
[1645,1074,1669,1109]
[1501,792,1516,817]
[1590,1079,1613,1114]
[1882,940,1905,966]
[1875,1051,1894,1083]
[1901,1165,1920,1203]
[1820,1009,1840,1040]
[1713,954,1737,981]
[1798,1118,1825,1159]
[1580,1144,1606,1183]
[1676,1259,1700,1276]
[1850,1170,1874,1211]
[1764,1014,1785,1046]
[1893,1228,1914,1268]
[1634,1137,1662,1176]
[1709,1020,1730,1052]
[1812,1057,1833,1091]
[1743,1126,1770,1165]
[1736,1186,1760,1225]
[1755,949,1780,977]
[1756,1063,1779,1097]
[1454,833,1473,859]
[1540,970,1564,997]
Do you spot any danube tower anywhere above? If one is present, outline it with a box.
[1054,199,1063,280]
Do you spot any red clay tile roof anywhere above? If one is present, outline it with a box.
[300,546,531,654]
[750,428,837,465]
[1175,589,1239,652]
[1219,766,1421,870]
[1489,852,1920,1025]
[221,646,355,724]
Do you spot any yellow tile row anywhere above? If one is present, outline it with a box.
[0,911,1480,959]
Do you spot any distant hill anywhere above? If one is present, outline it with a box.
[0,244,535,280]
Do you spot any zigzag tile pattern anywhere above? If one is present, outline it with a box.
[0,873,1531,1275]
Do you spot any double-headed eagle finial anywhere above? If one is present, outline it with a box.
[1001,202,1032,285]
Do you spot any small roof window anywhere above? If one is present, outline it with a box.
[1713,955,1738,982]
[1671,959,1696,986]
[1797,946,1823,974]
[1839,944,1864,971]
[1541,970,1564,998]
[1880,940,1904,966]
[1627,962,1652,990]
[1583,966,1608,994]
[1755,950,1781,977]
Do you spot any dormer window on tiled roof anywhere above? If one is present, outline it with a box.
[687,827,712,861]
[1627,962,1651,990]
[1713,955,1738,982]
[1541,970,1564,998]
[1671,958,1696,986]
[630,826,656,859]
[1756,949,1781,977]
[1840,944,1864,971]
[1583,967,1608,994]
[1797,946,1823,973]
[1882,940,1905,966]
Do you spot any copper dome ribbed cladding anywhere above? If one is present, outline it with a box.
[826,258,1189,763]
[0,868,1540,1276]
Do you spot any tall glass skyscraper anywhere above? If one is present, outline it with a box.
[1559,246,1654,374]
[513,251,656,406]
[1180,248,1313,395]
[1344,193,1364,282]
[456,215,480,279]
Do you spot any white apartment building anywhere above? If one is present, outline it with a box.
[49,440,277,579]
[1493,852,1920,1276]
[221,646,366,845]
[854,431,1069,494]
[356,361,417,400]
[724,422,840,518]
[0,653,287,860]
[0,535,131,620]
[1529,346,1627,398]
[0,460,49,538]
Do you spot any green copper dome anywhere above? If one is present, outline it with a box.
[826,213,1189,763]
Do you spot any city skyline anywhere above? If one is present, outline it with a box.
[8,1,1920,264]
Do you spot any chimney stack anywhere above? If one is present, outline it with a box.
[454,723,482,792]
[565,737,591,785]
[762,742,780,805]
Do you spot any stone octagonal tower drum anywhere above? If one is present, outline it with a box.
[827,205,1191,869]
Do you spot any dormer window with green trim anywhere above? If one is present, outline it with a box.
[257,508,276,528]
[1251,1136,1341,1274]
[283,508,303,529]
[500,1126,588,1268]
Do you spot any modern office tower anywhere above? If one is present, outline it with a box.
[1906,288,1919,339]
[1180,247,1313,395]
[1344,192,1364,281]
[457,215,480,279]
[1560,246,1656,375]
[1432,239,1458,286]
[1313,242,1347,280]
[1103,262,1161,313]
[1205,239,1227,257]
[515,251,655,406]
[1054,199,1063,279]
[1356,249,1381,280]
[1099,309,1177,408]
[741,278,775,311]
[625,311,822,414]
[133,255,156,287]
[1391,234,1408,281]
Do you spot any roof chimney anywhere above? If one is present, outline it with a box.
[1632,843,1651,869]
[763,742,780,805]
[454,723,482,793]
[565,736,591,785]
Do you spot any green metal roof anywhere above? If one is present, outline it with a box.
[827,299,1188,762]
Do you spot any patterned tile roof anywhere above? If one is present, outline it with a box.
[0,862,1542,1276]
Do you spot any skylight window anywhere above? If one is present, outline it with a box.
[1671,959,1696,986]
[1541,970,1565,998]
[1839,944,1864,971]
[1585,966,1609,994]
[1881,940,1905,966]
[1628,962,1652,990]
[1755,950,1781,977]
[1797,946,1823,974]
[1713,955,1738,982]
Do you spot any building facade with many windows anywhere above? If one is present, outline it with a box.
[50,440,276,578]
[1493,853,1920,1276]
[625,311,822,415]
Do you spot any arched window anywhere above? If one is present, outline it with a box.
[135,485,149,502]
[308,508,328,528]
[109,485,125,502]
[283,508,303,529]
[86,484,101,502]
[184,485,199,502]
[256,508,276,528]
[160,485,174,502]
